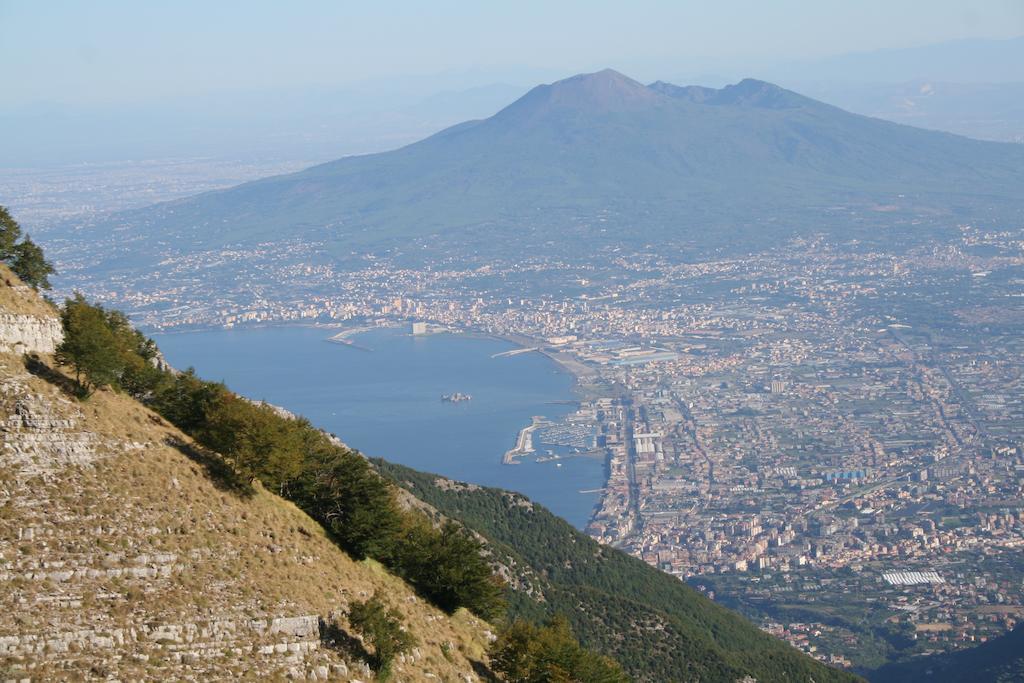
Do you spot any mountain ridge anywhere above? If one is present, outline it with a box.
[650,78,821,109]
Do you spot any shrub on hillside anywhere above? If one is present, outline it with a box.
[347,591,417,679]
[398,520,507,620]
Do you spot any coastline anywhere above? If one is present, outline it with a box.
[351,325,608,529]
[144,320,355,335]
[465,330,607,527]
[153,322,607,529]
[465,330,599,397]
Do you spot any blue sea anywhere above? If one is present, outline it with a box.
[153,326,604,528]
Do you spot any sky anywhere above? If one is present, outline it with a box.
[2,0,1024,106]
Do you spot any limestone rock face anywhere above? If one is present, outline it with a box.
[0,313,63,355]
[1,376,103,478]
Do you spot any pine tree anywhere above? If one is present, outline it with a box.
[11,236,55,290]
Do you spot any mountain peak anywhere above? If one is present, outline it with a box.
[557,68,641,89]
[499,68,659,118]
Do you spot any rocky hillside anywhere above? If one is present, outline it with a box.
[0,263,493,681]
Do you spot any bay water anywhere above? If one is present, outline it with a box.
[153,326,604,528]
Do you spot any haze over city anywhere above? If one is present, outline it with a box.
[1,2,1024,681]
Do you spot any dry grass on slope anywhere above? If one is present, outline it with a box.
[0,351,493,681]
[0,263,56,318]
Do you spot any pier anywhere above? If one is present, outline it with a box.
[326,327,375,351]
[492,347,539,358]
[502,416,549,464]
[326,337,373,352]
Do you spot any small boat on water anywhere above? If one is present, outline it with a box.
[441,392,472,403]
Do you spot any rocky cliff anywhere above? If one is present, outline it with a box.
[0,269,492,680]
[0,313,62,355]
[0,265,62,355]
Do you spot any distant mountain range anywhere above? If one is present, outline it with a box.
[75,69,1024,269]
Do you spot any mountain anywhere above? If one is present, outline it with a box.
[73,69,1024,273]
[871,624,1024,682]
[0,264,493,681]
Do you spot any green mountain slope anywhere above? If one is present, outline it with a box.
[871,625,1024,683]
[86,69,1024,267]
[376,460,861,682]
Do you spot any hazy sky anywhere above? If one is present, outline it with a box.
[2,0,1023,105]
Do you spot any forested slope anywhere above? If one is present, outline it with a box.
[378,461,862,682]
